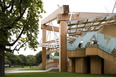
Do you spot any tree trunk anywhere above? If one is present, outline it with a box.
[0,45,5,76]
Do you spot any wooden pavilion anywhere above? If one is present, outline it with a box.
[41,5,116,74]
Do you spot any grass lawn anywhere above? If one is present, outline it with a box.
[4,72,116,77]
[21,66,43,70]
[5,66,22,71]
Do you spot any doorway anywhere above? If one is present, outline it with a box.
[101,58,104,74]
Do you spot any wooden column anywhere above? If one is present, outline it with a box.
[59,21,67,72]
[75,57,85,73]
[90,56,102,74]
[42,28,46,70]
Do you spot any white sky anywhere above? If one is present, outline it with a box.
[14,0,115,56]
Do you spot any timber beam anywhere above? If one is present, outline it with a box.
[75,13,109,20]
[57,13,109,23]
[41,24,59,32]
[41,5,69,25]
[57,14,79,23]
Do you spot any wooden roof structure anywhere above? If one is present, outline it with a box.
[67,14,116,37]
[41,5,116,52]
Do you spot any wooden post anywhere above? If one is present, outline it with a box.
[42,28,46,70]
[59,21,67,72]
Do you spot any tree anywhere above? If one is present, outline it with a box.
[6,52,27,67]
[35,51,42,65]
[35,51,50,65]
[5,52,16,66]
[0,0,45,76]
[16,55,22,66]
[5,52,20,66]
[5,56,11,66]
[27,55,36,68]
[18,54,27,68]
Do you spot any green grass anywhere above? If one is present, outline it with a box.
[5,66,35,71]
[4,72,116,77]
[21,66,43,70]
[5,66,42,71]
[5,66,22,71]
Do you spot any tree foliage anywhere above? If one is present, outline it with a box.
[5,51,51,67]
[0,0,45,52]
[18,54,27,67]
[35,51,42,65]
[5,52,22,66]
[27,55,36,68]
[5,52,17,65]
[5,56,11,65]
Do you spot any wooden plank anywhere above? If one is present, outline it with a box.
[86,47,98,56]
[45,40,55,43]
[67,50,86,57]
[41,5,69,25]
[76,13,109,20]
[41,24,59,32]
[57,13,109,23]
[68,25,96,30]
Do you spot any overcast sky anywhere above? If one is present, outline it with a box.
[14,0,116,56]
